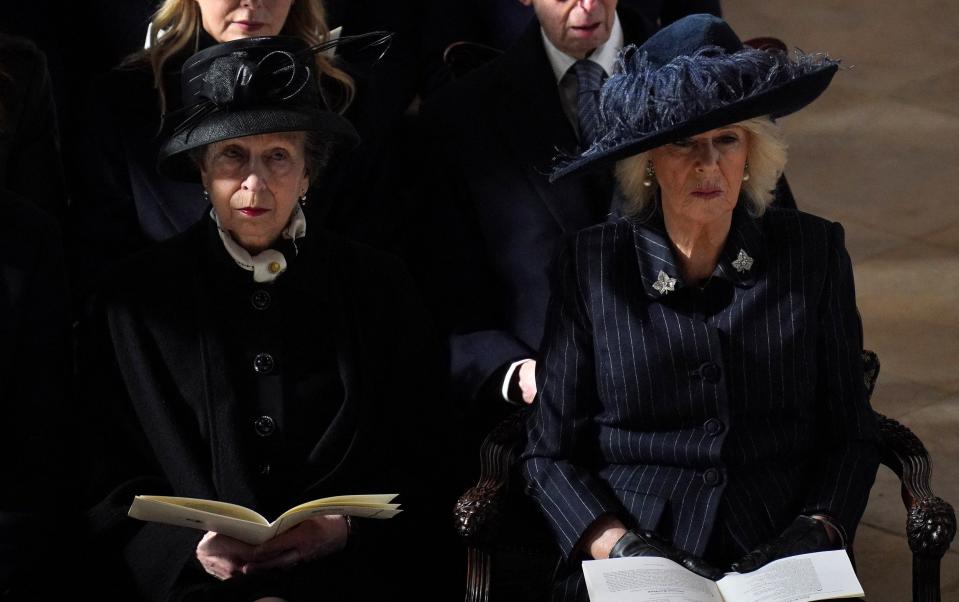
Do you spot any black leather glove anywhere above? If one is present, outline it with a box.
[731,515,838,574]
[609,529,725,580]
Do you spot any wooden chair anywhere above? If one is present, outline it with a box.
[454,350,957,602]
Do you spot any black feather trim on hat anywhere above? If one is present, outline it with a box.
[157,32,392,181]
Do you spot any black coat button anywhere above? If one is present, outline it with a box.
[251,290,271,310]
[698,362,721,384]
[253,353,275,374]
[254,415,276,437]
[703,468,724,487]
[259,463,272,476]
[704,418,724,436]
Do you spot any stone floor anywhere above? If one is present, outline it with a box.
[724,2,959,600]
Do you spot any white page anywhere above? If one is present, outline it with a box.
[716,550,864,602]
[128,497,274,544]
[583,556,723,602]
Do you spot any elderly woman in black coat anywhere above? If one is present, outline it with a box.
[68,0,353,302]
[81,37,451,602]
[521,14,878,601]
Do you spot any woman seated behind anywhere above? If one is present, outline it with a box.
[522,14,878,600]
[80,36,450,602]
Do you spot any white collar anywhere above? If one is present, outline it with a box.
[212,204,307,283]
[541,11,624,83]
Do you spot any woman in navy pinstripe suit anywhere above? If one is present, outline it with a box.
[522,15,879,600]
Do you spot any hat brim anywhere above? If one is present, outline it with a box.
[549,62,838,182]
[157,107,360,182]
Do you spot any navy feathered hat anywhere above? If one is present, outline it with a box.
[550,14,839,181]
[158,33,389,181]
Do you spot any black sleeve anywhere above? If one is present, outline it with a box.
[412,102,533,412]
[76,285,206,601]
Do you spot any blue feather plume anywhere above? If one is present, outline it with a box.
[560,46,839,167]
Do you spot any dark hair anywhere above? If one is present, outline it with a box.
[187,130,334,183]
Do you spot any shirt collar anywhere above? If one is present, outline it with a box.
[212,203,307,283]
[541,11,624,83]
[630,203,766,299]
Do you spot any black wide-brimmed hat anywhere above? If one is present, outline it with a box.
[550,14,839,181]
[158,34,386,181]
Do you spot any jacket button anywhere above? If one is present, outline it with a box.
[698,362,721,383]
[704,418,724,436]
[251,290,271,310]
[259,463,272,476]
[703,468,724,487]
[253,352,275,374]
[253,415,276,437]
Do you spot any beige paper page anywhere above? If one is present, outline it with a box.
[716,550,864,602]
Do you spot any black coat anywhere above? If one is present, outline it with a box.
[522,208,880,601]
[80,215,454,601]
[0,190,74,596]
[0,35,67,219]
[418,10,656,414]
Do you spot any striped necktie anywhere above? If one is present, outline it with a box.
[571,59,606,147]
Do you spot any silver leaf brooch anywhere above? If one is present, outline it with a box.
[652,270,677,295]
[732,249,754,273]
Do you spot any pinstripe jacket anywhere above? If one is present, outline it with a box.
[522,206,880,567]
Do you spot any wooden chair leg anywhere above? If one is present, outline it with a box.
[913,556,941,602]
[876,408,956,602]
[465,547,491,602]
[907,496,956,602]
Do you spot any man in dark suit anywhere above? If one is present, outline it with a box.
[419,1,658,434]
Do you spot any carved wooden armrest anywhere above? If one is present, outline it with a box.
[876,411,957,554]
[454,407,531,547]
[865,350,956,601]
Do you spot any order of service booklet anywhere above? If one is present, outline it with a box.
[582,549,864,602]
[128,494,401,545]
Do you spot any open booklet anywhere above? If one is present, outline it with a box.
[128,494,401,545]
[583,550,864,602]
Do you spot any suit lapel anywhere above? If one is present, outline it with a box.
[494,22,601,232]
[630,212,685,298]
[492,12,657,233]
[630,204,767,299]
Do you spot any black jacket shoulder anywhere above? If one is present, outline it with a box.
[95,217,417,308]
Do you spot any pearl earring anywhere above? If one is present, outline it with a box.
[643,161,656,187]
[742,162,750,182]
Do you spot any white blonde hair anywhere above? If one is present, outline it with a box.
[615,116,788,217]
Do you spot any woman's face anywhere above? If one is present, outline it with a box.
[195,0,294,42]
[649,126,749,227]
[199,131,310,254]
